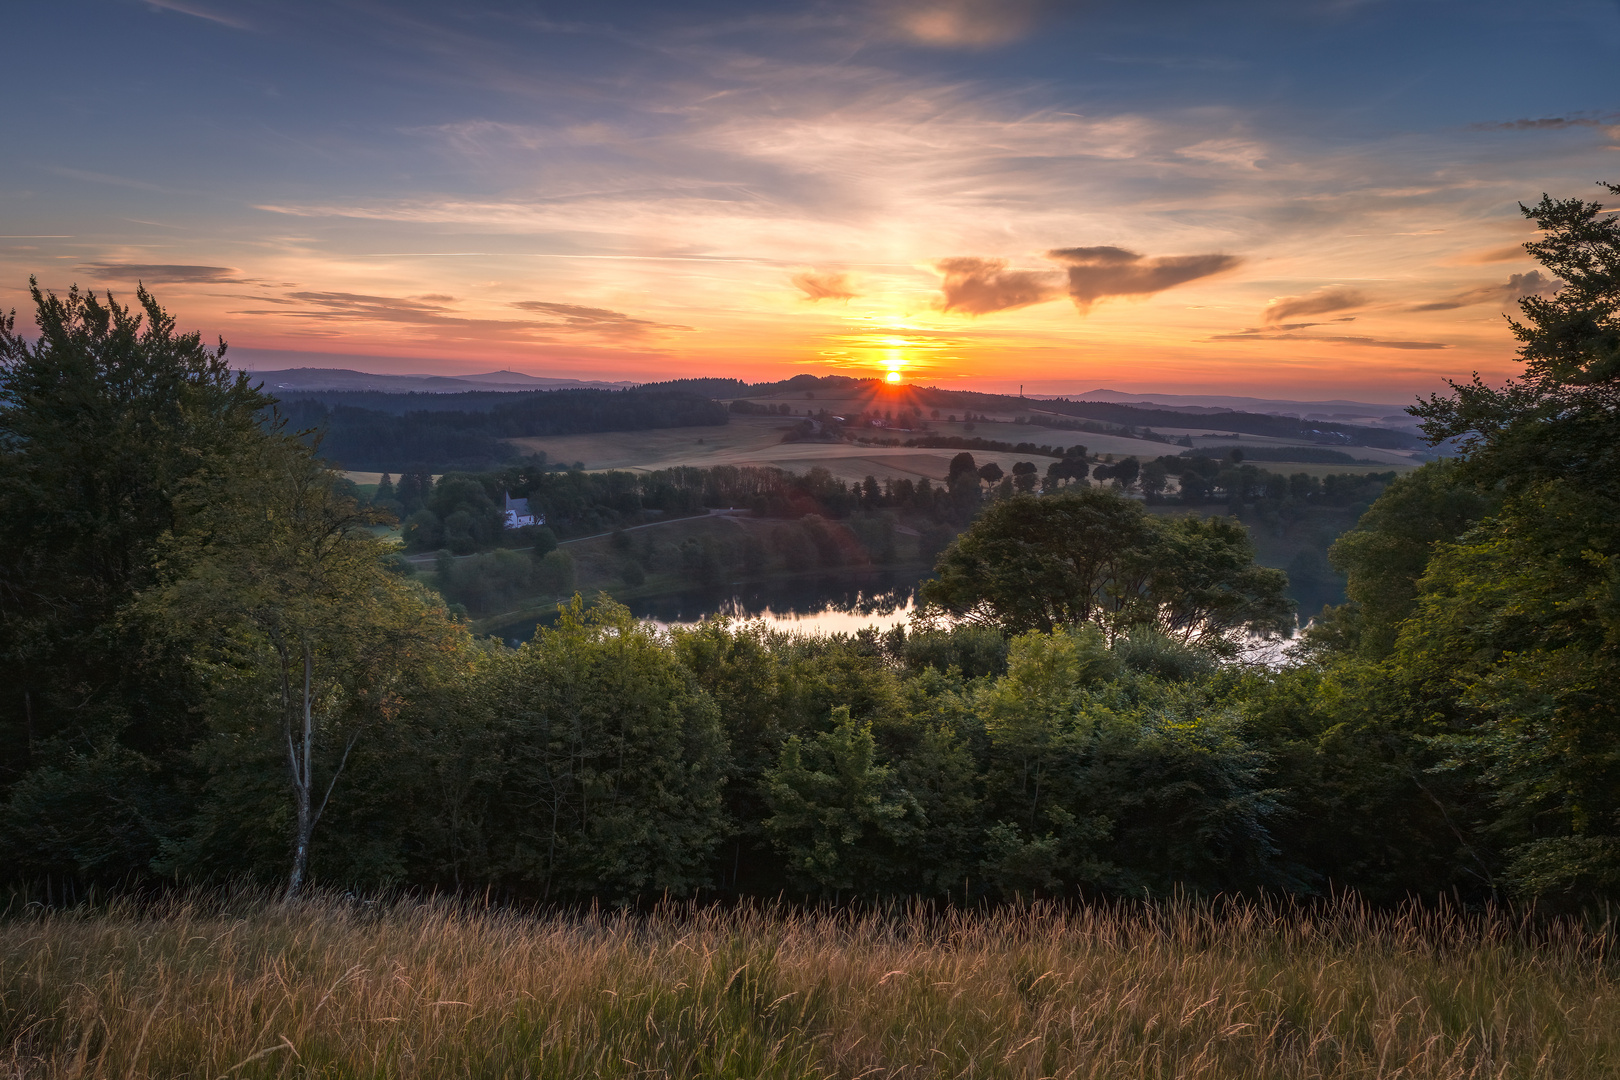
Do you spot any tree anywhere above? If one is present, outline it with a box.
[138,431,464,898]
[921,489,1293,650]
[977,461,1004,485]
[1396,183,1620,903]
[0,281,271,882]
[763,706,920,894]
[1322,461,1498,658]
[947,451,978,488]
[477,598,728,900]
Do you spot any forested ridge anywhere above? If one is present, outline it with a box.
[3,185,1620,910]
[280,389,729,471]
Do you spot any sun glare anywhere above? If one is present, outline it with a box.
[885,369,902,384]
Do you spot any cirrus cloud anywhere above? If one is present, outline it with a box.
[75,262,255,284]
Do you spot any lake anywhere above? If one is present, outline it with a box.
[493,568,931,645]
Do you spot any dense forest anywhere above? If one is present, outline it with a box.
[2,186,1618,910]
[280,389,729,471]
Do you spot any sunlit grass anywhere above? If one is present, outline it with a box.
[2,896,1615,1078]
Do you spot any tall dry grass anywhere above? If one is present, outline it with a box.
[1,895,1615,1079]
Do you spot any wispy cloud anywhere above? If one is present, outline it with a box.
[226,291,689,343]
[510,300,693,336]
[880,0,1044,47]
[1210,329,1449,350]
[1469,115,1616,131]
[143,0,256,31]
[1263,286,1367,324]
[76,263,255,284]
[792,270,859,301]
[1407,270,1561,312]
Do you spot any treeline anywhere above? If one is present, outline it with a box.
[386,461,991,555]
[281,388,729,471]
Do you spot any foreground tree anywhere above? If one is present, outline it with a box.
[1389,183,1620,903]
[0,282,271,881]
[921,488,1292,651]
[138,433,466,898]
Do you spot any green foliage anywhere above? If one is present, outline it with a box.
[1325,460,1498,658]
[922,489,1293,650]
[0,282,271,793]
[134,431,468,895]
[467,598,729,899]
[764,706,921,893]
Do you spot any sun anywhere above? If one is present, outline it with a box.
[885,369,903,384]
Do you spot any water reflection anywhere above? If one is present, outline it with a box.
[494,569,929,645]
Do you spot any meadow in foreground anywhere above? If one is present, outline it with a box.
[2,896,1615,1079]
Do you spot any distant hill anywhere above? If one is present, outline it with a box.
[1067,389,1416,427]
[281,388,729,471]
[722,374,1425,451]
[247,368,636,394]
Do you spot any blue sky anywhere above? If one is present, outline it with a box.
[3,0,1617,396]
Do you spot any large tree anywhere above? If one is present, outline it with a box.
[138,432,465,897]
[920,488,1292,651]
[0,282,270,881]
[1394,184,1620,903]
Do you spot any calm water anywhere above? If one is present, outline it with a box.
[494,569,930,645]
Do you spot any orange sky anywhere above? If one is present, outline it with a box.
[4,1,1616,402]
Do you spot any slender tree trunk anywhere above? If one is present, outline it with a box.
[286,644,314,900]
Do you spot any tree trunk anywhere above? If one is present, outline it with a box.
[285,645,314,900]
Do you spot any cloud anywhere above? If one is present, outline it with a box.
[934,256,1062,314]
[1469,116,1611,131]
[1209,329,1449,350]
[882,0,1043,47]
[1461,244,1531,264]
[226,291,687,342]
[510,300,694,335]
[143,1,255,30]
[75,263,254,284]
[1408,270,1561,312]
[792,270,858,301]
[1263,286,1367,324]
[1047,246,1241,310]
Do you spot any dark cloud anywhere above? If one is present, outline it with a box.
[1263,286,1367,324]
[791,270,858,301]
[75,263,252,284]
[1408,270,1561,312]
[934,256,1062,314]
[1046,246,1241,310]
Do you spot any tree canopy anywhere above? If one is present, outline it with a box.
[920,488,1293,650]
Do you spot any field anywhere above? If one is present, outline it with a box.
[504,414,1420,483]
[3,897,1615,1079]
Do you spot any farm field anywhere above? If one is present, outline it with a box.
[5,897,1615,1080]
[508,416,1052,486]
[504,415,1418,483]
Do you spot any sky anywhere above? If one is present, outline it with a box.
[2,0,1617,400]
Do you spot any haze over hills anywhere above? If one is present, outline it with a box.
[246,368,637,394]
[1066,390,1418,427]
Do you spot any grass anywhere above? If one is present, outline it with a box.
[3,896,1615,1079]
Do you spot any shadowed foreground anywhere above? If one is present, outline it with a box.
[2,898,1616,1079]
